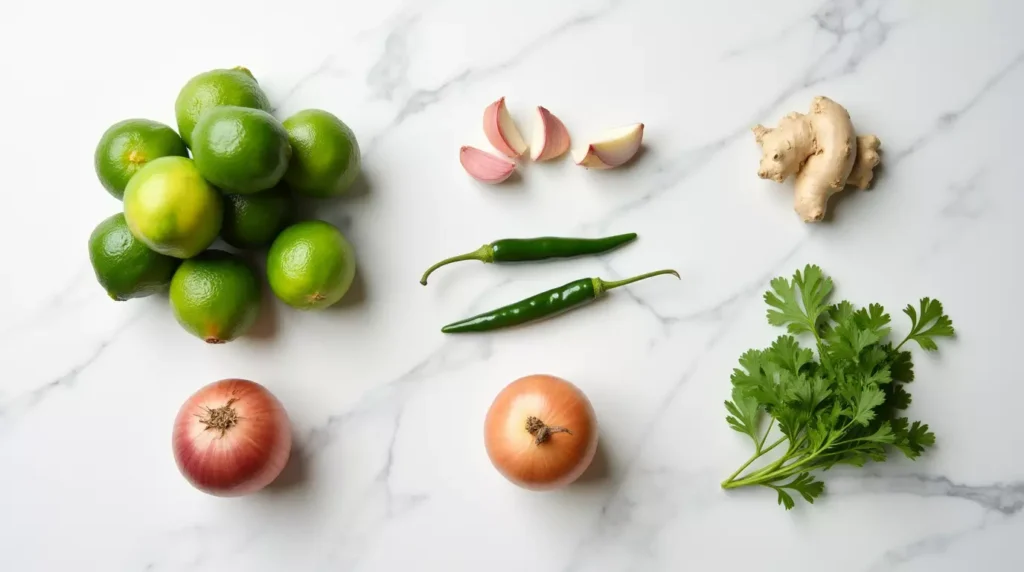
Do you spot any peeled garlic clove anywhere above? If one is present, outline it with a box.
[573,146,614,169]
[483,97,528,158]
[530,106,571,162]
[460,146,516,184]
[572,123,645,169]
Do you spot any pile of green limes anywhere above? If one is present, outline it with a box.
[88,66,361,344]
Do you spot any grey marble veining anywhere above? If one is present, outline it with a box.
[2,0,1022,570]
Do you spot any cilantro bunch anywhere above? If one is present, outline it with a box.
[721,265,955,509]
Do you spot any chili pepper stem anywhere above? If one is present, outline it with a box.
[593,269,680,296]
[420,245,495,285]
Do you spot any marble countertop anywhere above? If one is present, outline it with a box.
[2,0,1022,570]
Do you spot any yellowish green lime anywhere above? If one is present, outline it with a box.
[122,156,223,259]
[283,109,361,198]
[94,119,188,200]
[169,250,261,344]
[266,220,356,310]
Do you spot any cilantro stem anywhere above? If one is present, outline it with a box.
[756,418,776,453]
[724,427,851,488]
[894,335,910,352]
[724,462,802,488]
[813,329,832,373]
[721,436,788,488]
[725,434,806,487]
[831,436,880,447]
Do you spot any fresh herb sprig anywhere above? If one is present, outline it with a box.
[721,265,955,509]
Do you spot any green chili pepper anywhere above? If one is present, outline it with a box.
[419,233,638,285]
[440,268,679,333]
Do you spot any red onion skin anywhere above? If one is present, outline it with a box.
[172,379,291,496]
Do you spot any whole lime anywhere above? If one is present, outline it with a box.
[94,119,188,200]
[122,156,223,259]
[169,250,261,344]
[191,106,292,194]
[266,220,356,310]
[174,66,271,148]
[221,185,292,250]
[283,109,361,198]
[88,213,180,300]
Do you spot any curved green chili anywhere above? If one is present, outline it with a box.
[440,268,679,333]
[419,233,638,285]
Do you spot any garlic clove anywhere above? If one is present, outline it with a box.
[572,123,645,169]
[460,146,516,184]
[483,97,528,158]
[530,106,571,162]
[572,146,614,169]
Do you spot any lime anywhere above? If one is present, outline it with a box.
[88,213,180,301]
[221,185,292,250]
[122,156,223,259]
[174,66,271,148]
[283,109,361,198]
[191,106,292,194]
[169,250,261,344]
[94,118,188,200]
[266,220,356,309]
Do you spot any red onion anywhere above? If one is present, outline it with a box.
[172,378,291,496]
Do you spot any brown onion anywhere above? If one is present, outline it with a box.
[172,378,291,496]
[484,374,598,490]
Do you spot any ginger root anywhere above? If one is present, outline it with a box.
[753,96,881,222]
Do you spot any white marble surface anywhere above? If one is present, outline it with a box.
[2,0,1022,570]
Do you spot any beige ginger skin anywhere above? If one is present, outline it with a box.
[753,96,881,222]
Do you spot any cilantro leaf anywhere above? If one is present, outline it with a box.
[730,349,781,407]
[805,405,839,451]
[854,303,892,339]
[772,473,824,509]
[860,421,896,444]
[833,452,867,468]
[829,300,855,323]
[886,383,912,411]
[892,419,936,459]
[859,345,889,375]
[862,364,892,387]
[786,373,831,413]
[765,335,814,375]
[725,387,761,446]
[774,487,796,510]
[825,444,887,470]
[825,314,884,363]
[845,385,887,426]
[765,265,833,335]
[907,421,936,450]
[774,402,810,442]
[901,298,955,351]
[889,348,915,383]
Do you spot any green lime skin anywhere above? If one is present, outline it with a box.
[283,109,362,198]
[169,250,261,344]
[174,66,271,148]
[266,220,356,310]
[221,185,293,250]
[191,106,292,195]
[94,119,188,200]
[122,156,223,259]
[88,213,180,301]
